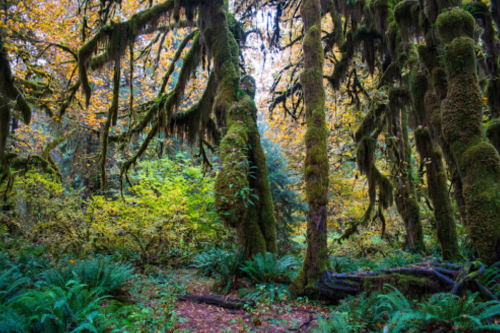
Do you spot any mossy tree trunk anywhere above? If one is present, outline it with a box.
[201,0,277,257]
[437,8,500,265]
[388,88,425,251]
[290,0,331,299]
[410,62,462,261]
[0,35,31,195]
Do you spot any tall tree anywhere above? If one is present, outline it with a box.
[437,8,500,265]
[74,0,277,257]
[0,35,32,195]
[289,0,330,299]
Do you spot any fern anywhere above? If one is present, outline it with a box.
[0,266,30,303]
[0,304,27,333]
[480,265,500,299]
[381,252,422,269]
[192,248,244,294]
[42,256,134,296]
[377,285,500,332]
[149,270,189,295]
[6,281,105,333]
[240,282,289,303]
[316,312,361,333]
[240,252,299,284]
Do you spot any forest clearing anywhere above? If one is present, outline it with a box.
[2,0,500,332]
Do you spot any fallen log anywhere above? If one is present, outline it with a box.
[177,295,256,310]
[315,262,496,304]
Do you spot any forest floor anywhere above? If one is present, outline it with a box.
[130,268,329,333]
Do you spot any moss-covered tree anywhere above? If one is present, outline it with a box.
[289,0,331,299]
[437,8,500,264]
[0,35,32,196]
[75,0,277,258]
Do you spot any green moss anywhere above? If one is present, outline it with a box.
[363,274,441,296]
[438,8,500,264]
[436,8,475,43]
[394,0,421,42]
[290,0,330,299]
[357,136,376,175]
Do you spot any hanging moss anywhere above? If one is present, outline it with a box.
[346,99,393,239]
[78,0,177,105]
[372,0,390,33]
[357,136,376,175]
[0,37,31,125]
[438,8,500,264]
[394,0,422,43]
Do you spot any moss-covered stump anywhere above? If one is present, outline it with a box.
[438,9,500,265]
[290,0,330,299]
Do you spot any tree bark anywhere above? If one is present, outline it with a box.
[410,61,462,261]
[202,0,277,257]
[388,89,425,251]
[437,9,500,265]
[290,0,331,299]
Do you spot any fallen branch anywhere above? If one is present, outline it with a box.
[177,295,256,310]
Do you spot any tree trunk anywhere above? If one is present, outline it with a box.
[290,0,330,299]
[437,8,500,265]
[202,0,277,257]
[410,62,462,261]
[388,88,425,251]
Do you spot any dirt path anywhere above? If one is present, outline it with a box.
[175,298,325,332]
